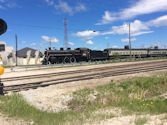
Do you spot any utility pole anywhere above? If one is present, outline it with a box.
[15,34,18,66]
[129,23,132,60]
[64,18,68,49]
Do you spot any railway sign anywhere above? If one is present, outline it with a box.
[0,66,4,75]
[0,18,7,36]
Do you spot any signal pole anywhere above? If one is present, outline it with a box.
[129,23,132,60]
[64,18,68,49]
[49,38,52,49]
[15,34,18,66]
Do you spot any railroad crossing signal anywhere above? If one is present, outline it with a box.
[0,57,4,75]
[0,18,7,36]
[0,66,4,76]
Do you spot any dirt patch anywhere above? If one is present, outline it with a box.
[0,113,31,125]
[90,114,167,125]
[84,108,167,125]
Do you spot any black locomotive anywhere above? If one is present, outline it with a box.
[42,47,109,64]
[42,46,167,65]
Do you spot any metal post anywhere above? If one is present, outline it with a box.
[129,23,132,60]
[0,76,4,95]
[15,34,18,66]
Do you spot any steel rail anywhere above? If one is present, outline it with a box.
[2,60,167,82]
[3,64,167,93]
[4,62,167,88]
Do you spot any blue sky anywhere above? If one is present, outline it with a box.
[1,0,167,50]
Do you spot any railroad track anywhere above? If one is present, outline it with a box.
[2,60,167,82]
[1,60,167,94]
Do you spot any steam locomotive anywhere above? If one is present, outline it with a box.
[42,46,167,65]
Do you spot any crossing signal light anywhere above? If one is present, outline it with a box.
[0,18,7,36]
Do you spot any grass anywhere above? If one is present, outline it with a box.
[70,73,167,115]
[135,117,148,125]
[0,93,114,125]
[0,73,167,124]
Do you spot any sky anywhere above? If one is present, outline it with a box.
[1,0,167,50]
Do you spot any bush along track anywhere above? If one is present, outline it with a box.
[0,73,167,125]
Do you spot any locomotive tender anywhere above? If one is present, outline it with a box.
[42,46,167,65]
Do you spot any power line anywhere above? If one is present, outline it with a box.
[8,22,167,33]
[8,23,109,31]
[10,23,63,30]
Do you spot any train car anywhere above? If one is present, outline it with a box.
[89,50,108,61]
[106,46,167,59]
[105,46,148,59]
[148,46,167,57]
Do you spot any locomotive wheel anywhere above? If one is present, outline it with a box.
[49,56,56,64]
[63,57,70,63]
[47,60,51,65]
[70,57,76,63]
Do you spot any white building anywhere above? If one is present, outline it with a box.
[0,41,15,65]
[0,42,44,66]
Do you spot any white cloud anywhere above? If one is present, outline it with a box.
[54,1,73,15]
[30,43,37,47]
[112,45,118,48]
[98,0,167,24]
[131,31,154,36]
[21,41,27,44]
[85,40,94,45]
[41,35,50,42]
[0,0,20,9]
[41,35,59,43]
[45,0,86,15]
[121,38,137,42]
[51,37,59,43]
[67,42,74,46]
[75,3,86,12]
[96,11,117,25]
[73,30,100,39]
[45,0,54,6]
[102,20,152,36]
[148,15,167,27]
[6,2,19,8]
